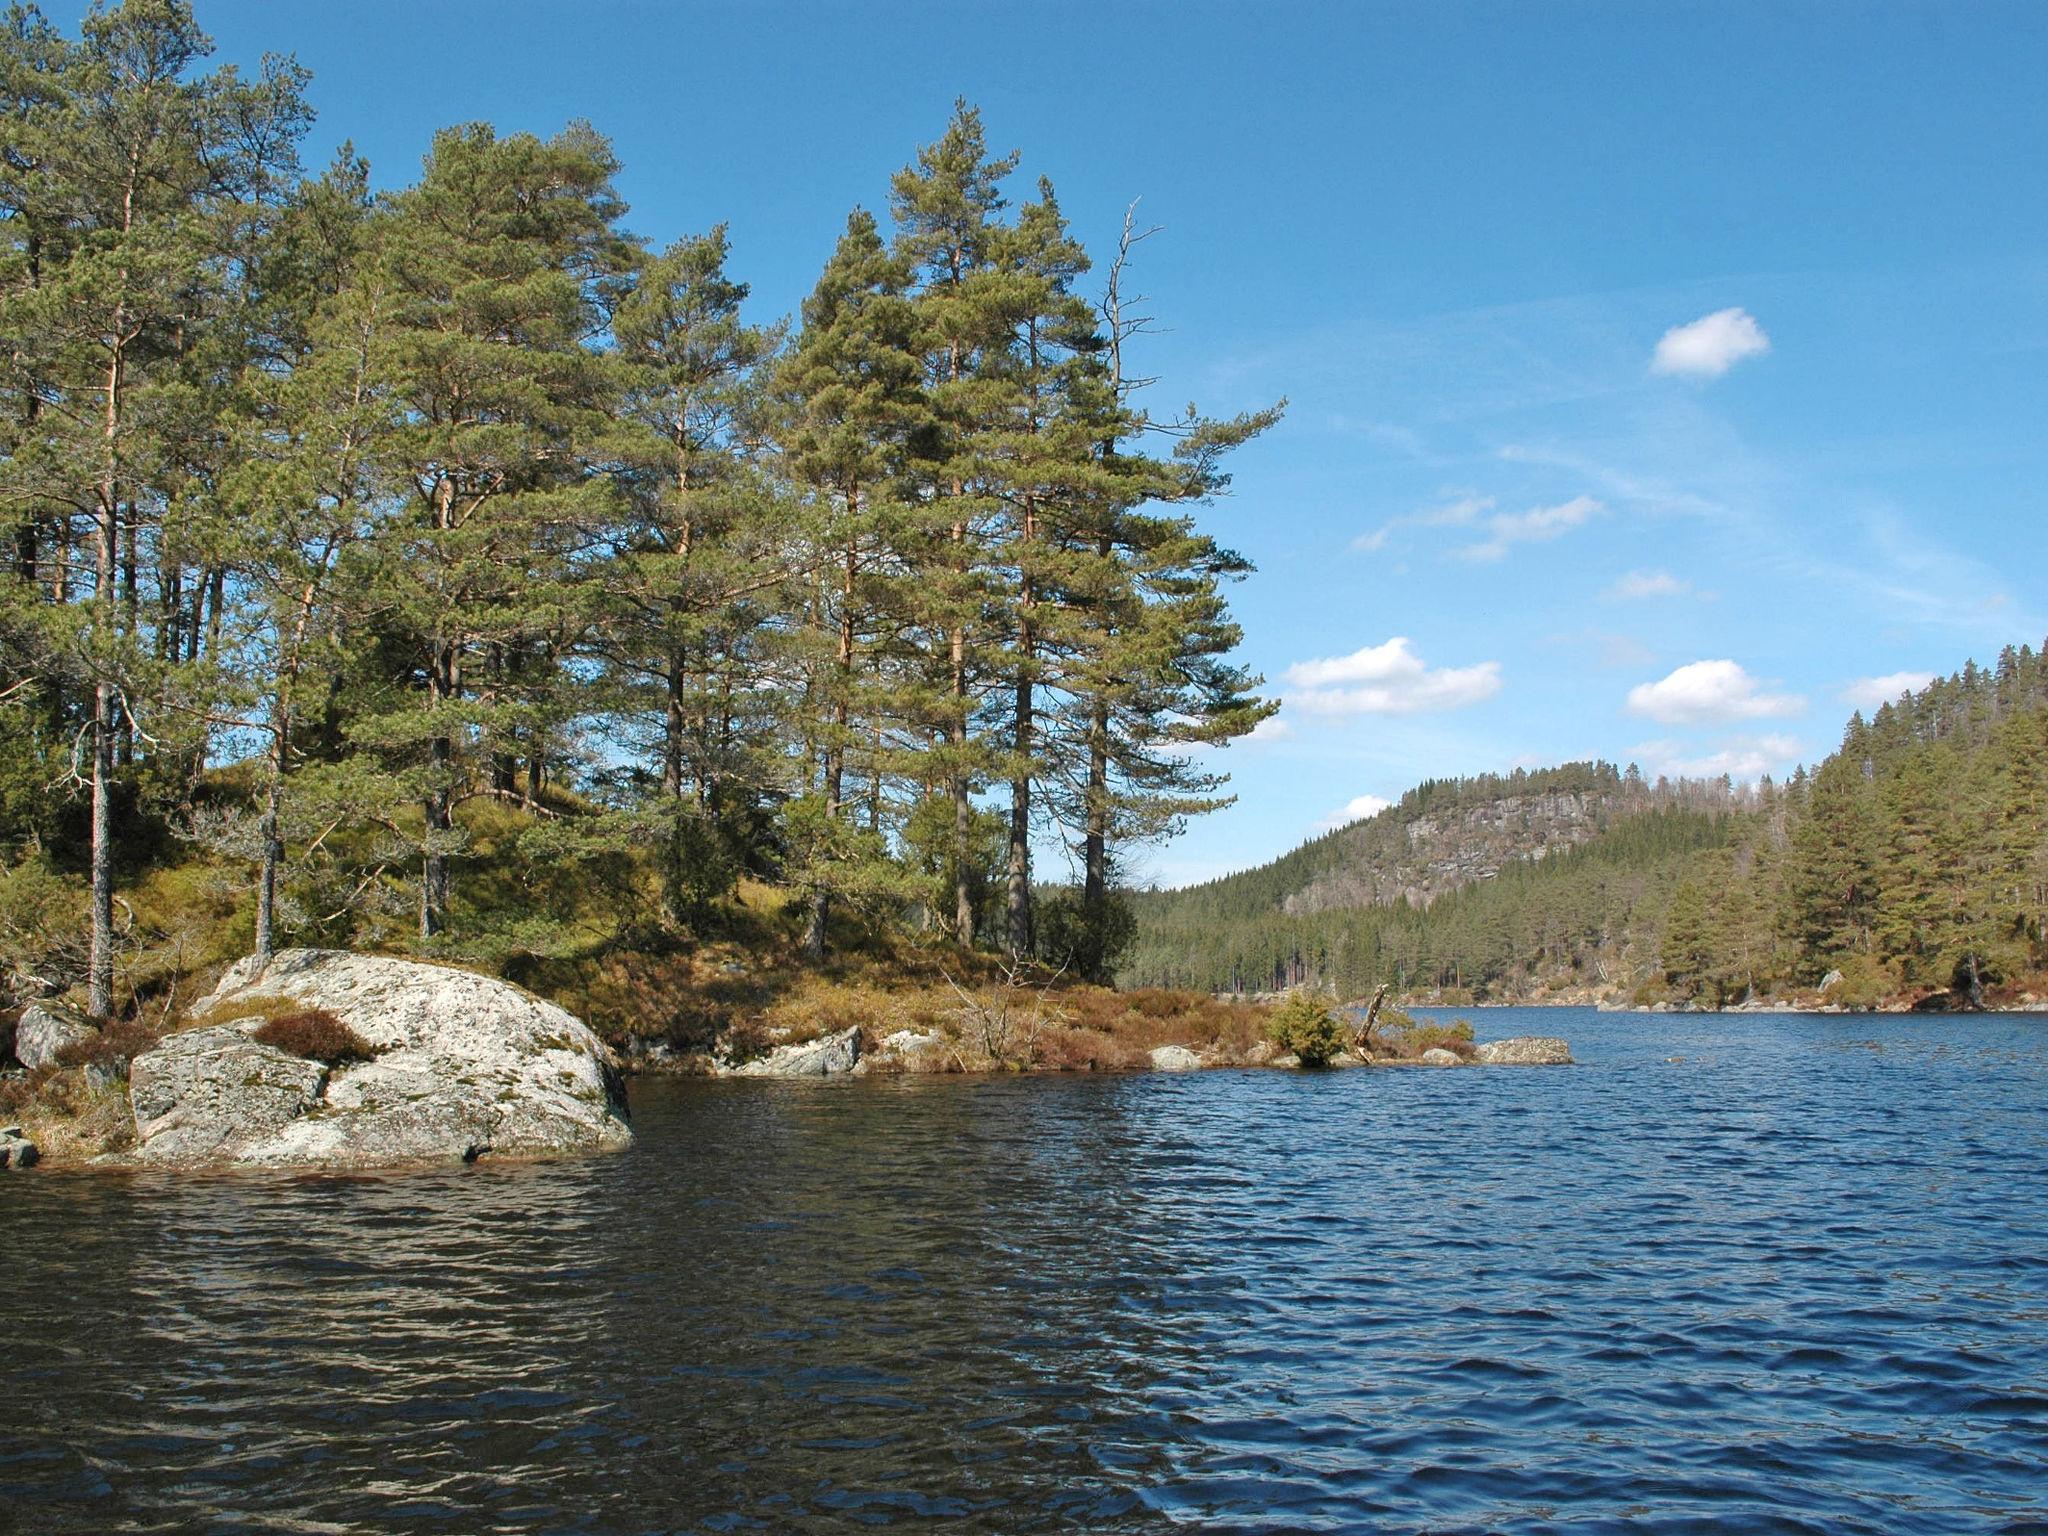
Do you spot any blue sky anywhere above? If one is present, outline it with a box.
[195,0,2048,885]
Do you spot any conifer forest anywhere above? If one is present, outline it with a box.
[0,0,1280,1016]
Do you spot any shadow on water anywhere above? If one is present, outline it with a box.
[4,1008,2048,1533]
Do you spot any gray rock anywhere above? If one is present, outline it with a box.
[1149,1044,1202,1071]
[728,1024,861,1078]
[130,1027,329,1164]
[878,1028,944,1056]
[1474,1035,1573,1066]
[15,1000,96,1071]
[1419,1046,1463,1067]
[128,949,631,1169]
[0,1126,37,1169]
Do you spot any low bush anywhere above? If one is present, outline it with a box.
[55,1016,160,1075]
[1266,992,1349,1067]
[1371,1015,1478,1061]
[250,1009,378,1067]
[1823,955,1898,1011]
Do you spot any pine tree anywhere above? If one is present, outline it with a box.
[0,0,307,1010]
[607,222,780,924]
[345,122,632,941]
[772,207,923,956]
[888,99,1017,946]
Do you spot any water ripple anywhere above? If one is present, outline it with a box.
[3,1007,2047,1532]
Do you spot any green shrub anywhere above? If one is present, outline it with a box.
[251,1009,378,1067]
[1822,955,1897,1011]
[1266,992,1349,1067]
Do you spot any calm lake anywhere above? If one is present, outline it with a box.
[3,1007,2046,1534]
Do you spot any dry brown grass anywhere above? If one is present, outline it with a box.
[187,993,310,1031]
[857,976,1268,1074]
[1368,1015,1478,1061]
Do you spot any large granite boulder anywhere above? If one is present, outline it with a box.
[15,1000,97,1071]
[1149,1044,1202,1071]
[127,949,631,1168]
[1475,1035,1573,1066]
[727,1024,861,1078]
[1419,1047,1463,1067]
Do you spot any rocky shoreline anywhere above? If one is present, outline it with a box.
[4,954,1576,1171]
[628,1024,1573,1079]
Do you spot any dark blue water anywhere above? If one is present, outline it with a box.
[3,1007,2046,1534]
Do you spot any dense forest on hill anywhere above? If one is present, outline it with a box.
[0,2,1280,1020]
[1123,647,2048,1009]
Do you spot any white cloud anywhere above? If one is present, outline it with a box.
[1626,659,1805,725]
[1317,793,1393,832]
[1630,733,1803,783]
[1246,715,1294,744]
[1459,494,1603,562]
[1285,637,1503,715]
[1607,568,1690,599]
[1840,671,1936,711]
[1353,495,1491,554]
[1650,307,1771,378]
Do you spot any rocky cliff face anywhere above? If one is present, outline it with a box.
[1282,789,1614,916]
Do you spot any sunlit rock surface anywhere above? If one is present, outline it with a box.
[128,949,631,1168]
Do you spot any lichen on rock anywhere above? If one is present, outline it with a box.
[126,949,632,1169]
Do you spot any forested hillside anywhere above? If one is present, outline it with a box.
[0,1,1278,1020]
[1123,647,2048,1009]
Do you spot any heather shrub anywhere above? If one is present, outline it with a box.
[55,1015,159,1075]
[1266,992,1349,1067]
[250,1009,378,1066]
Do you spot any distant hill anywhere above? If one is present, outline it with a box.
[1120,641,2048,1010]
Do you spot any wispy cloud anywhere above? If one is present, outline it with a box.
[1626,660,1805,725]
[1317,793,1393,831]
[1352,495,1492,554]
[1458,494,1603,562]
[1651,307,1771,378]
[1606,568,1690,599]
[1630,733,1804,782]
[1841,671,1936,711]
[1286,637,1503,715]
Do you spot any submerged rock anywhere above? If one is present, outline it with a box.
[15,1001,96,1071]
[1474,1036,1573,1066]
[728,1024,861,1078]
[0,1125,37,1169]
[128,949,631,1169]
[1149,1044,1202,1071]
[1419,1047,1463,1067]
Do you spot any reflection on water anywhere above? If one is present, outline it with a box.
[4,1008,2047,1533]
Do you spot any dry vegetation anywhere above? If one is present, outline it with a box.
[250,1009,378,1066]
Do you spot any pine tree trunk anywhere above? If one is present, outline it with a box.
[422,634,456,939]
[951,627,973,945]
[255,720,283,964]
[87,327,125,1017]
[1007,615,1033,960]
[806,529,859,963]
[661,654,688,925]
